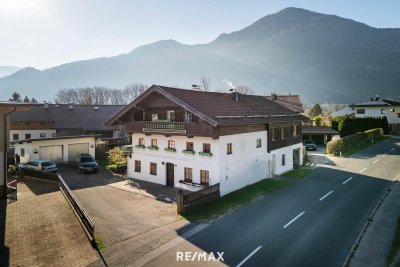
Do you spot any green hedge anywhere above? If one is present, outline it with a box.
[340,117,389,137]
[327,128,383,154]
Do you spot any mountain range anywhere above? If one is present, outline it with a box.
[1,7,400,103]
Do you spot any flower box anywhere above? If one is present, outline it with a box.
[182,150,195,155]
[164,148,176,152]
[198,152,212,157]
[135,145,145,149]
[147,146,159,150]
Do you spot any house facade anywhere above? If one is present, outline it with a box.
[107,85,307,196]
[351,97,400,132]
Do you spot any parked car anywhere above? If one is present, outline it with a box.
[19,160,58,173]
[73,153,99,173]
[304,140,318,151]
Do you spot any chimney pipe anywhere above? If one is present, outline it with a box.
[68,104,74,110]
[232,92,240,102]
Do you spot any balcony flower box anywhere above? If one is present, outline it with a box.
[147,146,159,150]
[182,150,195,155]
[135,145,145,149]
[198,152,212,157]
[164,148,176,152]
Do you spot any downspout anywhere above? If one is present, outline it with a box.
[3,107,16,199]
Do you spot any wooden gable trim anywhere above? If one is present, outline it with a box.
[105,84,219,127]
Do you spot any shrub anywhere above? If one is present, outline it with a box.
[326,128,383,154]
[107,147,127,167]
[340,117,389,137]
[313,116,322,126]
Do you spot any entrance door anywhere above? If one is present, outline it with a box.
[166,163,174,186]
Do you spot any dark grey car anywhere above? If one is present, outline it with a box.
[304,140,318,151]
[73,153,99,173]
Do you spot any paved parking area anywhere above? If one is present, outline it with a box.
[0,177,99,267]
[306,145,338,166]
[58,165,187,266]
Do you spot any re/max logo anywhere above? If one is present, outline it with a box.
[176,251,224,262]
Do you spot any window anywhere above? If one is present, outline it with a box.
[185,111,193,122]
[293,125,299,137]
[227,143,232,155]
[203,143,211,153]
[25,133,31,140]
[397,113,400,118]
[168,140,175,149]
[184,167,192,182]
[390,109,395,112]
[357,109,365,114]
[282,154,286,166]
[200,170,209,185]
[151,139,157,147]
[152,113,159,121]
[12,134,19,141]
[256,138,262,148]
[135,160,141,172]
[281,127,286,139]
[186,142,194,151]
[20,148,25,157]
[271,128,277,141]
[381,109,387,114]
[150,162,157,175]
[52,133,57,137]
[166,110,175,121]
[139,138,145,146]
[40,133,46,138]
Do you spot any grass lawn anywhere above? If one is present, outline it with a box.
[388,218,400,266]
[281,167,312,179]
[181,178,291,222]
[342,136,388,157]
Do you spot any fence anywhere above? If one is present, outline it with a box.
[177,184,220,214]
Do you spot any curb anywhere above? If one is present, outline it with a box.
[342,181,397,267]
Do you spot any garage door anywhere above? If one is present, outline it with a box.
[68,143,89,162]
[39,145,63,164]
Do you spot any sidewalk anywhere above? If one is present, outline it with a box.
[349,181,400,267]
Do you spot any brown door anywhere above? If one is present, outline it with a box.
[166,163,174,186]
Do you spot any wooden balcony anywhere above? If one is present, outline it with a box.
[143,122,186,134]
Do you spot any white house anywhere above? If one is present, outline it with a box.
[12,135,97,164]
[351,97,400,132]
[107,85,308,196]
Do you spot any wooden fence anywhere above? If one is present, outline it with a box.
[177,184,220,214]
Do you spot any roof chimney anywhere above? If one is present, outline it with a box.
[232,92,240,102]
[68,104,74,110]
[375,95,380,101]
[271,93,277,100]
[192,84,201,91]
[44,103,49,109]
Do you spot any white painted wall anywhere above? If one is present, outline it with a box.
[270,143,303,175]
[14,136,96,163]
[128,134,220,187]
[10,130,56,141]
[219,131,269,196]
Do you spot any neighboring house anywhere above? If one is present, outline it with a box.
[330,106,354,118]
[9,104,126,142]
[107,85,308,196]
[265,93,304,113]
[302,126,339,144]
[12,135,97,164]
[351,97,400,132]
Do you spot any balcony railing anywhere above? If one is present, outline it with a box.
[143,122,187,134]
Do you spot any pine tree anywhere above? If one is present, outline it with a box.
[23,95,30,103]
[309,104,322,118]
[9,92,22,102]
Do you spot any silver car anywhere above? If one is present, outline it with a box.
[19,159,58,173]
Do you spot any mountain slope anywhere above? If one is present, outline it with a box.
[0,66,21,78]
[1,7,400,103]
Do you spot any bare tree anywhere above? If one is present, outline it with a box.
[235,85,254,95]
[200,76,211,91]
[124,83,148,102]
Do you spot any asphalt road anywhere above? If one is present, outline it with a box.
[145,138,400,267]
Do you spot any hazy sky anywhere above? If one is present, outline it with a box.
[1,0,400,69]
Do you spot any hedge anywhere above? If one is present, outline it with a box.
[340,117,389,137]
[326,128,383,154]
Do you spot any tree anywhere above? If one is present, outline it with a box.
[124,83,148,101]
[23,95,30,103]
[31,97,38,103]
[9,92,22,102]
[309,104,322,118]
[200,76,211,91]
[235,85,254,95]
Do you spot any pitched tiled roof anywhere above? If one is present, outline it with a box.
[382,99,400,106]
[330,107,354,117]
[265,95,304,113]
[11,104,125,131]
[107,85,309,126]
[352,100,390,107]
[302,126,339,135]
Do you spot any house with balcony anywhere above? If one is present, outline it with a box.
[106,85,308,196]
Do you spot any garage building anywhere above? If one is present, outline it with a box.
[12,135,97,164]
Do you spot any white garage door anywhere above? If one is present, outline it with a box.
[39,145,63,163]
[68,143,89,162]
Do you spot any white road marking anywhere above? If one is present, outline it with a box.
[319,191,333,201]
[391,148,395,151]
[372,159,379,164]
[236,246,263,267]
[343,177,353,184]
[382,153,388,157]
[359,168,367,173]
[283,211,306,229]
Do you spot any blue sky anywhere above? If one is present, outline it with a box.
[1,0,399,69]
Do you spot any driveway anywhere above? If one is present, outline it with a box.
[57,165,192,266]
[306,145,337,166]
